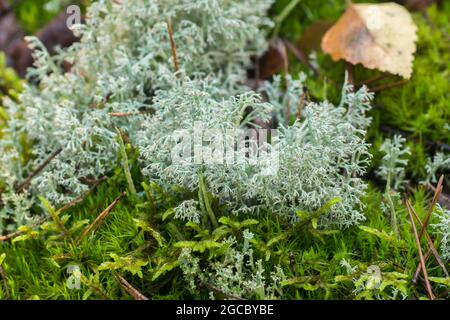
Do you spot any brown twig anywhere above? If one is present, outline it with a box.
[369,79,409,93]
[115,274,149,300]
[76,192,126,245]
[14,147,63,193]
[58,176,108,212]
[166,18,179,74]
[0,218,46,242]
[406,200,435,300]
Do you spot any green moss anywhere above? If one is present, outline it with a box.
[0,167,447,299]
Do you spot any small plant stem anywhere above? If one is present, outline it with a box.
[116,128,137,197]
[49,207,70,240]
[406,201,435,300]
[296,91,306,120]
[109,111,151,117]
[166,18,179,74]
[76,192,126,245]
[142,182,157,218]
[14,147,63,193]
[385,176,399,238]
[199,174,218,228]
[345,62,354,86]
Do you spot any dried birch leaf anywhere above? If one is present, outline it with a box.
[321,3,418,79]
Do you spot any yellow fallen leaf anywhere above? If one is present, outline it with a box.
[321,2,418,79]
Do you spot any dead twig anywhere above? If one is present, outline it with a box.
[115,274,149,300]
[58,176,108,212]
[413,249,431,286]
[14,147,63,193]
[76,192,126,245]
[0,218,46,242]
[166,18,179,74]
[406,200,435,300]
[426,183,450,210]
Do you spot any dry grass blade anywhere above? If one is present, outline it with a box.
[14,147,63,193]
[115,274,149,300]
[407,200,449,279]
[426,183,450,209]
[419,175,444,239]
[406,200,435,300]
[413,249,430,285]
[166,18,179,74]
[76,192,126,246]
